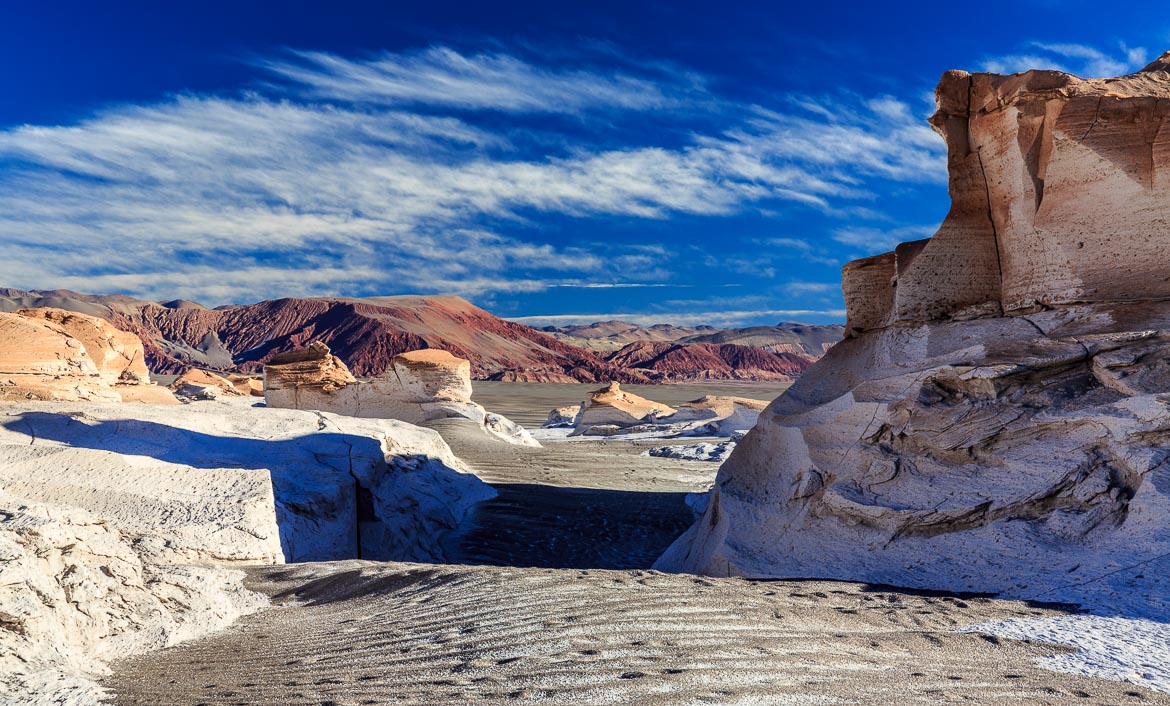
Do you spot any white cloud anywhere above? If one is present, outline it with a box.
[260,47,689,113]
[0,45,946,305]
[831,224,939,256]
[980,42,1149,78]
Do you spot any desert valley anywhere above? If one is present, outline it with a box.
[4,8,1170,706]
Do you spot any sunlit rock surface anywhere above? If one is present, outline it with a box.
[0,308,176,404]
[0,399,495,701]
[264,343,538,446]
[659,56,1170,619]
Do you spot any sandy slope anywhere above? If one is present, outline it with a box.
[106,561,1166,705]
[98,415,1170,704]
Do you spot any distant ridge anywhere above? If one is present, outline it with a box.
[0,288,840,383]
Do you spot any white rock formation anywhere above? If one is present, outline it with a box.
[657,56,1170,621]
[0,491,266,704]
[570,382,675,435]
[569,385,768,439]
[0,398,496,701]
[264,343,538,446]
[543,404,583,428]
[645,440,736,463]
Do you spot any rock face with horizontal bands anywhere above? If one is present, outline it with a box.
[0,308,176,404]
[658,55,1170,614]
[264,343,538,446]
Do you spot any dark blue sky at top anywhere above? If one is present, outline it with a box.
[1,1,1166,326]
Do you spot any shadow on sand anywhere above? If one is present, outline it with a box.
[441,482,694,570]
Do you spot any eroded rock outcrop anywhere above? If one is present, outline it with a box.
[658,55,1170,615]
[169,368,249,400]
[570,382,676,435]
[566,386,771,438]
[264,343,538,446]
[0,308,176,404]
[0,400,495,699]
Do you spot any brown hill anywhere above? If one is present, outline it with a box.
[0,290,647,383]
[1,289,836,383]
[541,320,719,351]
[603,341,816,381]
[543,319,845,356]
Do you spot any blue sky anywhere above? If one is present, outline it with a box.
[1,1,1165,326]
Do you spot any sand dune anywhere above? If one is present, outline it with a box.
[106,561,1163,705]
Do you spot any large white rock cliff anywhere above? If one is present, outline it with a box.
[657,54,1170,618]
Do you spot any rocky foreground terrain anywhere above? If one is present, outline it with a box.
[660,51,1170,693]
[0,290,827,383]
[7,54,1170,706]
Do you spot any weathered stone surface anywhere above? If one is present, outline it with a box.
[571,382,676,435]
[0,492,265,704]
[843,53,1170,333]
[170,368,246,399]
[659,57,1170,616]
[0,399,495,701]
[264,343,537,446]
[0,308,176,404]
[842,252,895,335]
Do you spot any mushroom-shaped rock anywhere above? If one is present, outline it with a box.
[391,349,473,403]
[572,382,676,435]
[263,343,537,446]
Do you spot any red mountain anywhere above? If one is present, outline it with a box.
[0,289,832,382]
[604,340,815,381]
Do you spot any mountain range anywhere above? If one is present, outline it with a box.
[0,288,843,383]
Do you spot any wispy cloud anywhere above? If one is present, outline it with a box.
[831,224,939,256]
[260,47,692,113]
[980,42,1149,78]
[0,45,944,307]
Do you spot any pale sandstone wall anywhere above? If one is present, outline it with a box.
[0,308,175,403]
[842,57,1170,332]
[662,55,1170,613]
[841,252,896,334]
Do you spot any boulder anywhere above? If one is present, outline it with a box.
[170,368,246,400]
[0,308,176,404]
[571,382,676,435]
[657,55,1170,616]
[226,373,264,397]
[264,343,538,446]
[544,404,583,428]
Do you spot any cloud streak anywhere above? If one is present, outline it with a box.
[980,42,1149,78]
[0,44,945,311]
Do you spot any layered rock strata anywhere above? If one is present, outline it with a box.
[264,343,537,446]
[658,55,1170,615]
[0,308,176,404]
